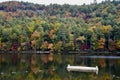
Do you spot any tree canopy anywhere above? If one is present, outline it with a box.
[0,1,120,51]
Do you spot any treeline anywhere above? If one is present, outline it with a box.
[0,1,120,52]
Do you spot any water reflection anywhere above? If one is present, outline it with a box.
[0,53,120,80]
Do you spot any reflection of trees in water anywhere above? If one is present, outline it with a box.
[0,54,120,79]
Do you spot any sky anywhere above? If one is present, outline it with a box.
[0,0,106,5]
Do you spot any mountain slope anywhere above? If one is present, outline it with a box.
[0,1,120,51]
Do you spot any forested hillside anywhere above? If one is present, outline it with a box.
[0,0,120,51]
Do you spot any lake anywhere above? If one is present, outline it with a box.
[0,53,120,80]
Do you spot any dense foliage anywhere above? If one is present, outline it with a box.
[0,0,120,51]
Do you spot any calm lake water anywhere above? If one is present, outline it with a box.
[0,53,120,80]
